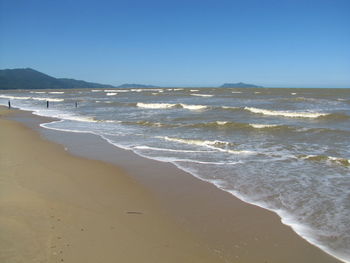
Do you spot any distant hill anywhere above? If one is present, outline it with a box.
[58,78,116,90]
[0,68,262,90]
[0,68,67,90]
[220,82,262,88]
[0,68,156,90]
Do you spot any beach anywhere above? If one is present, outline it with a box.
[0,105,343,262]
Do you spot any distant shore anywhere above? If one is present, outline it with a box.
[0,106,342,263]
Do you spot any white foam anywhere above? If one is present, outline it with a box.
[180,104,207,110]
[34,110,97,122]
[190,89,199,92]
[131,88,163,92]
[291,92,297,95]
[133,145,214,153]
[249,123,279,129]
[232,91,242,94]
[244,107,328,118]
[158,136,253,155]
[300,155,350,166]
[136,103,207,111]
[0,95,31,100]
[30,91,46,94]
[104,89,116,92]
[216,121,228,125]
[31,97,64,102]
[191,94,214,97]
[49,91,65,94]
[136,102,177,109]
[254,91,261,94]
[91,89,102,92]
[115,89,131,92]
[106,92,117,96]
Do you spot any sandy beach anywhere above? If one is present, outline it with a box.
[0,106,342,263]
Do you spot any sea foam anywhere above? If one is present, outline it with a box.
[244,107,328,118]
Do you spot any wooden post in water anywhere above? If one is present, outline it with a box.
[75,101,78,108]
[8,100,11,109]
[46,101,49,108]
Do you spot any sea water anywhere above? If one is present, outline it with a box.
[1,87,349,262]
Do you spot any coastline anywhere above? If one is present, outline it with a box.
[0,106,343,263]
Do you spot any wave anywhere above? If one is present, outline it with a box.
[0,95,64,102]
[221,106,240,111]
[136,102,208,110]
[244,107,329,118]
[186,121,283,130]
[299,154,350,167]
[30,91,46,94]
[136,102,177,109]
[49,91,65,94]
[104,89,116,92]
[91,89,102,92]
[249,123,279,129]
[106,92,117,96]
[180,104,207,110]
[191,94,214,97]
[123,120,174,128]
[158,136,254,155]
[0,95,31,100]
[133,145,213,153]
[131,88,164,92]
[115,89,131,92]
[31,97,64,102]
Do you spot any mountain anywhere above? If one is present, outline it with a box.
[58,78,116,90]
[0,68,261,90]
[0,68,67,90]
[0,68,152,90]
[220,82,262,88]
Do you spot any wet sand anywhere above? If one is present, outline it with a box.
[0,106,342,263]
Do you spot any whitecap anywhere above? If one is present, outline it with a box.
[31,97,64,102]
[244,107,328,118]
[158,136,253,155]
[0,95,31,100]
[136,102,177,109]
[180,104,207,110]
[249,123,279,129]
[191,94,214,97]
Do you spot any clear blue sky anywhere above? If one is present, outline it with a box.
[0,0,349,87]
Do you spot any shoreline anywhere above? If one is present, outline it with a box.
[1,105,344,262]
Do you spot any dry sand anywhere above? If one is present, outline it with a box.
[0,107,221,263]
[0,106,342,263]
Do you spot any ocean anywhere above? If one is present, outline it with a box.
[1,87,349,262]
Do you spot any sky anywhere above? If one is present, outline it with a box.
[0,0,349,87]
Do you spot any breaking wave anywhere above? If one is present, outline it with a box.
[244,107,329,118]
[157,136,254,155]
[136,102,208,110]
[299,155,350,167]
